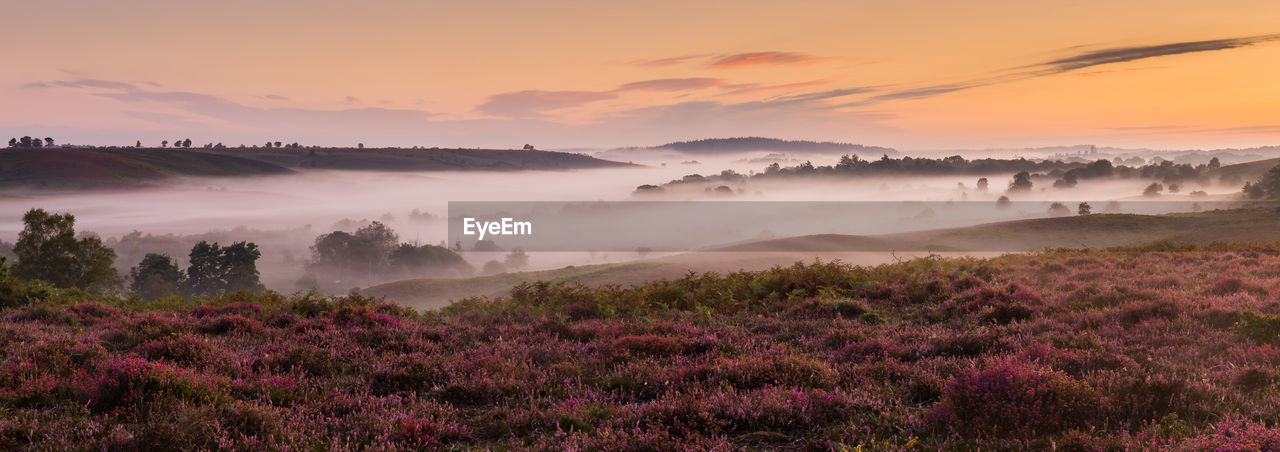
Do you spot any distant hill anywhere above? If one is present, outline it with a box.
[716,207,1280,252]
[645,137,898,156]
[211,147,632,171]
[0,148,293,190]
[0,146,632,191]
[1206,157,1280,184]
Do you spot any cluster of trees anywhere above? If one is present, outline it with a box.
[1243,163,1280,200]
[305,222,471,285]
[161,139,193,148]
[7,136,54,148]
[1,208,263,301]
[264,141,303,148]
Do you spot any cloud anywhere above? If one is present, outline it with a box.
[21,82,50,89]
[709,52,821,70]
[477,90,616,118]
[615,78,724,92]
[342,96,359,105]
[52,79,139,90]
[1034,34,1280,74]
[627,54,709,68]
[262,94,288,100]
[838,33,1280,106]
[36,78,435,134]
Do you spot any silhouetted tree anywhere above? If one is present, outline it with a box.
[129,253,184,301]
[1208,157,1221,170]
[1077,202,1092,215]
[7,138,15,147]
[1008,171,1033,192]
[996,195,1011,208]
[274,141,282,148]
[43,137,53,147]
[183,241,263,297]
[19,136,33,148]
[358,143,364,149]
[182,138,192,148]
[523,144,535,151]
[1047,202,1071,217]
[1143,183,1164,197]
[12,209,120,291]
[976,177,989,192]
[136,140,142,148]
[504,248,529,270]
[161,140,169,148]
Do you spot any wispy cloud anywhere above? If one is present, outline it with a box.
[1034,34,1280,74]
[627,54,709,68]
[477,90,617,118]
[840,33,1280,106]
[262,94,289,101]
[615,78,724,92]
[708,51,822,70]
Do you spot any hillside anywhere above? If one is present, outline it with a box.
[367,207,1280,309]
[1207,156,1280,183]
[721,207,1280,252]
[0,148,293,190]
[208,147,632,171]
[5,244,1280,448]
[645,137,898,156]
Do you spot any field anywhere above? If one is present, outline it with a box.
[4,242,1280,449]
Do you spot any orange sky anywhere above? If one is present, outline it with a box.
[3,0,1280,150]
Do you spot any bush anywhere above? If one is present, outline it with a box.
[927,361,1101,436]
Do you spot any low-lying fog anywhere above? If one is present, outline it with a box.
[0,151,1245,294]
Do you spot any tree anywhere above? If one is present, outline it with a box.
[1008,171,1033,192]
[309,221,400,279]
[1167,183,1180,193]
[1208,157,1221,170]
[1078,202,1092,216]
[182,138,192,148]
[43,137,54,147]
[1053,172,1078,188]
[523,144,535,151]
[136,140,142,148]
[996,195,1011,209]
[504,248,529,270]
[389,243,469,275]
[6,138,15,147]
[1047,202,1071,217]
[19,136,33,148]
[1143,183,1164,197]
[976,177,989,192]
[358,143,364,149]
[31,138,42,148]
[129,253,184,301]
[162,140,169,148]
[274,141,282,148]
[183,241,263,297]
[12,209,120,291]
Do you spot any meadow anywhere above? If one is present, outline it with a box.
[3,242,1280,449]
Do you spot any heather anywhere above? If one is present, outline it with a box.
[4,243,1280,449]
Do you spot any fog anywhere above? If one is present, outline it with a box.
[0,150,1244,294]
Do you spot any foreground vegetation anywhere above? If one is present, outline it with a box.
[3,242,1280,449]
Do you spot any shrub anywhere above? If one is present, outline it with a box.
[927,362,1101,437]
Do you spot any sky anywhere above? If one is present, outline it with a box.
[3,0,1280,150]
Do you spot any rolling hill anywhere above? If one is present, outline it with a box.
[208,147,632,171]
[366,207,1280,310]
[0,148,293,190]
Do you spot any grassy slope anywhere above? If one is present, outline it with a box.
[369,208,1280,309]
[0,148,293,190]
[1207,156,1280,182]
[209,147,633,171]
[722,207,1280,252]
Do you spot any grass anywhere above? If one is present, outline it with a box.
[3,242,1280,448]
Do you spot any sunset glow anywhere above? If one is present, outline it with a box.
[4,0,1280,149]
